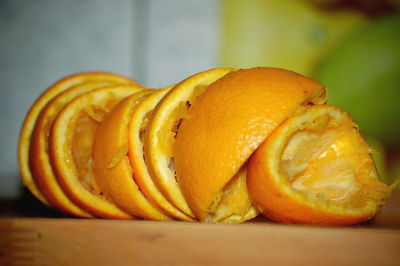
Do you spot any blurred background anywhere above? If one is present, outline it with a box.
[0,0,399,201]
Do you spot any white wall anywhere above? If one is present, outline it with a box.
[0,0,218,198]
[144,0,219,88]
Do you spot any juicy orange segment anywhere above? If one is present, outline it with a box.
[204,165,258,223]
[145,68,237,220]
[18,72,137,206]
[128,88,194,221]
[50,85,142,219]
[30,81,131,217]
[247,104,393,225]
[92,90,172,221]
[174,67,327,222]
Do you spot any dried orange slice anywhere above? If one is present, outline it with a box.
[145,68,236,219]
[19,72,136,206]
[128,88,194,221]
[247,105,394,225]
[50,85,142,219]
[174,67,327,222]
[92,89,172,221]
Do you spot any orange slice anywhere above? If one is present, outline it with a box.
[19,72,136,206]
[50,85,142,219]
[247,104,394,225]
[173,67,327,222]
[30,81,134,217]
[92,90,172,221]
[145,68,236,219]
[128,88,194,221]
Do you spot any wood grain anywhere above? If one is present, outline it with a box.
[0,218,399,266]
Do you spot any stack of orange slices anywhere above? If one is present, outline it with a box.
[18,68,396,225]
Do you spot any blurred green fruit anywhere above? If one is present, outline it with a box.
[220,0,367,77]
[316,14,400,145]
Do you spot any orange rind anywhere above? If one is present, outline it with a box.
[92,89,172,221]
[30,81,136,217]
[173,67,327,222]
[145,68,237,220]
[50,85,142,219]
[247,104,394,225]
[128,88,195,221]
[19,72,136,206]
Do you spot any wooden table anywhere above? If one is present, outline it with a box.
[1,190,400,265]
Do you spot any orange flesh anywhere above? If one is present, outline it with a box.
[205,166,258,223]
[159,87,206,168]
[70,95,125,195]
[70,105,116,196]
[280,114,390,209]
[71,112,101,193]
[155,86,208,187]
[139,111,153,144]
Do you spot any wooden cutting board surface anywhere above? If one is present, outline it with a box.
[1,218,399,266]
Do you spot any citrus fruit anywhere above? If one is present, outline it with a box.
[92,89,172,221]
[30,81,133,217]
[247,104,394,225]
[173,67,327,222]
[18,72,136,206]
[316,14,400,145]
[145,68,237,220]
[50,85,142,219]
[128,88,194,221]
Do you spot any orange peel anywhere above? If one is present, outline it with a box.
[247,105,394,225]
[19,72,136,206]
[30,81,138,217]
[145,68,237,220]
[128,88,195,221]
[92,89,172,221]
[50,85,142,219]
